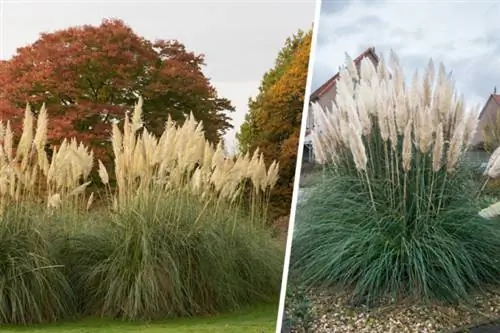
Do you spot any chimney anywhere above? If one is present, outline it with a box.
[494,86,497,95]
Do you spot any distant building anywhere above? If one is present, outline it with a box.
[470,92,500,150]
[467,91,500,170]
[303,47,379,163]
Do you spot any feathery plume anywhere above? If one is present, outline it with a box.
[479,201,500,219]
[98,159,109,185]
[432,122,444,172]
[348,124,368,172]
[402,120,413,173]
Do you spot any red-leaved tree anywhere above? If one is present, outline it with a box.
[0,19,234,161]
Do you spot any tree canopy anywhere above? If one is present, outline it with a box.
[0,19,234,156]
[237,28,312,218]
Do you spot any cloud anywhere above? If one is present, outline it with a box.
[312,0,500,109]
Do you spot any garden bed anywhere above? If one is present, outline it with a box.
[287,286,500,333]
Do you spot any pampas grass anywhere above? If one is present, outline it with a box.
[0,97,282,323]
[291,51,500,305]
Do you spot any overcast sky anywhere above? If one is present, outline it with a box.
[313,0,500,110]
[0,0,316,154]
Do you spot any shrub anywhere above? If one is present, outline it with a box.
[291,52,500,305]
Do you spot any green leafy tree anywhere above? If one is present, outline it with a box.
[237,29,312,218]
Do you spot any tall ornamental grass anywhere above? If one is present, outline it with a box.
[61,99,283,319]
[291,51,500,305]
[0,97,283,323]
[0,104,93,212]
[0,205,74,324]
[0,104,93,324]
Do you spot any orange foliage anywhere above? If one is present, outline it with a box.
[248,30,312,218]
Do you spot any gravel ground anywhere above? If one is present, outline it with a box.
[299,287,500,333]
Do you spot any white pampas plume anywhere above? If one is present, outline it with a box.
[479,201,500,219]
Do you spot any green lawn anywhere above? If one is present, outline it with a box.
[2,303,278,333]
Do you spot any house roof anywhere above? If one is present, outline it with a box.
[310,47,379,102]
[305,47,379,138]
[494,95,500,104]
[477,94,500,120]
[469,93,500,150]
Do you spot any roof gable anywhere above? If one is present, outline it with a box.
[470,93,500,149]
[310,47,379,102]
[478,94,500,121]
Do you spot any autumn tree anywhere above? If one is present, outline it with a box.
[0,19,234,158]
[237,30,307,153]
[237,29,312,218]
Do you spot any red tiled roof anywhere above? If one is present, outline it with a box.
[310,47,379,101]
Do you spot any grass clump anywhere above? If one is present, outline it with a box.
[291,51,500,305]
[0,205,74,324]
[0,97,283,323]
[63,191,283,320]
